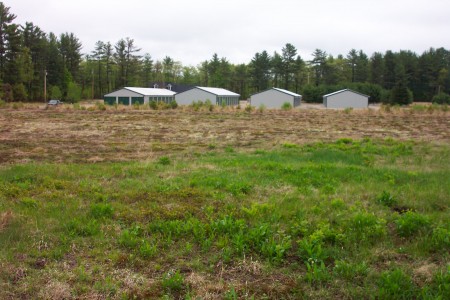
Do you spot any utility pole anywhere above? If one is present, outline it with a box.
[91,70,94,100]
[44,69,47,103]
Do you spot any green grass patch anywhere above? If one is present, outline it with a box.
[0,138,449,298]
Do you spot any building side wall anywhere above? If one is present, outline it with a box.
[251,90,294,109]
[324,91,368,108]
[175,88,217,105]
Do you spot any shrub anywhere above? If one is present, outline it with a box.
[169,100,178,109]
[343,107,353,114]
[149,100,157,110]
[395,211,430,238]
[432,92,450,104]
[281,102,292,110]
[378,269,416,299]
[258,104,266,113]
[0,99,6,108]
[244,105,253,113]
[96,102,107,111]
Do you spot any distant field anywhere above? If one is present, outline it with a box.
[0,105,449,299]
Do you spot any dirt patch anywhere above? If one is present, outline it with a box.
[0,107,449,164]
[0,211,13,232]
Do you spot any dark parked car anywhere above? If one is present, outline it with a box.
[48,99,63,105]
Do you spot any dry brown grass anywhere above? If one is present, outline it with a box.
[0,211,13,232]
[0,105,448,165]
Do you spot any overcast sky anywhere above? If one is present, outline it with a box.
[4,0,450,65]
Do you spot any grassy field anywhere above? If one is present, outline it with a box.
[0,104,449,299]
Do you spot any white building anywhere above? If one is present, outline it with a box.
[103,87,176,105]
[175,87,240,106]
[323,89,369,109]
[250,88,302,109]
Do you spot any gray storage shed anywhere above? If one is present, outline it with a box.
[175,87,240,106]
[250,88,302,109]
[323,89,369,109]
[103,87,176,105]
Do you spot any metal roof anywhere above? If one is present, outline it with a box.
[323,89,369,98]
[252,87,301,97]
[196,87,240,96]
[124,87,176,96]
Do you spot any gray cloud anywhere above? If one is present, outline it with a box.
[5,0,450,65]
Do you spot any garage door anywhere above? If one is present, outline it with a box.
[131,97,144,105]
[118,97,130,105]
[104,97,116,105]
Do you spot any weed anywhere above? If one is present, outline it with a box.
[281,102,292,110]
[90,202,114,219]
[305,261,330,285]
[66,218,100,237]
[118,229,139,249]
[20,197,38,208]
[377,268,416,299]
[139,240,157,258]
[344,107,353,114]
[224,286,238,300]
[282,142,298,149]
[346,212,386,243]
[430,227,450,250]
[158,156,171,165]
[162,269,184,292]
[245,105,254,113]
[224,146,235,153]
[0,99,6,108]
[395,211,430,238]
[333,260,369,281]
[377,191,397,207]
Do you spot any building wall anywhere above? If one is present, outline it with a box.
[324,91,368,108]
[104,89,142,105]
[175,88,218,105]
[251,89,300,109]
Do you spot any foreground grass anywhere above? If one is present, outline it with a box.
[0,138,449,299]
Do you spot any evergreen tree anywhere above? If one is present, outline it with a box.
[383,50,396,89]
[390,63,412,105]
[249,50,271,92]
[0,2,16,81]
[369,52,384,86]
[311,49,327,86]
[281,43,297,89]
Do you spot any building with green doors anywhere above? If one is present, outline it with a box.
[103,87,176,105]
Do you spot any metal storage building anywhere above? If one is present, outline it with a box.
[175,87,240,106]
[250,88,302,109]
[103,87,176,105]
[323,89,369,109]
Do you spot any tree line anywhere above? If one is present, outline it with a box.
[1,2,449,104]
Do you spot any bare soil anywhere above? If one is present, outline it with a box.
[0,106,449,164]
